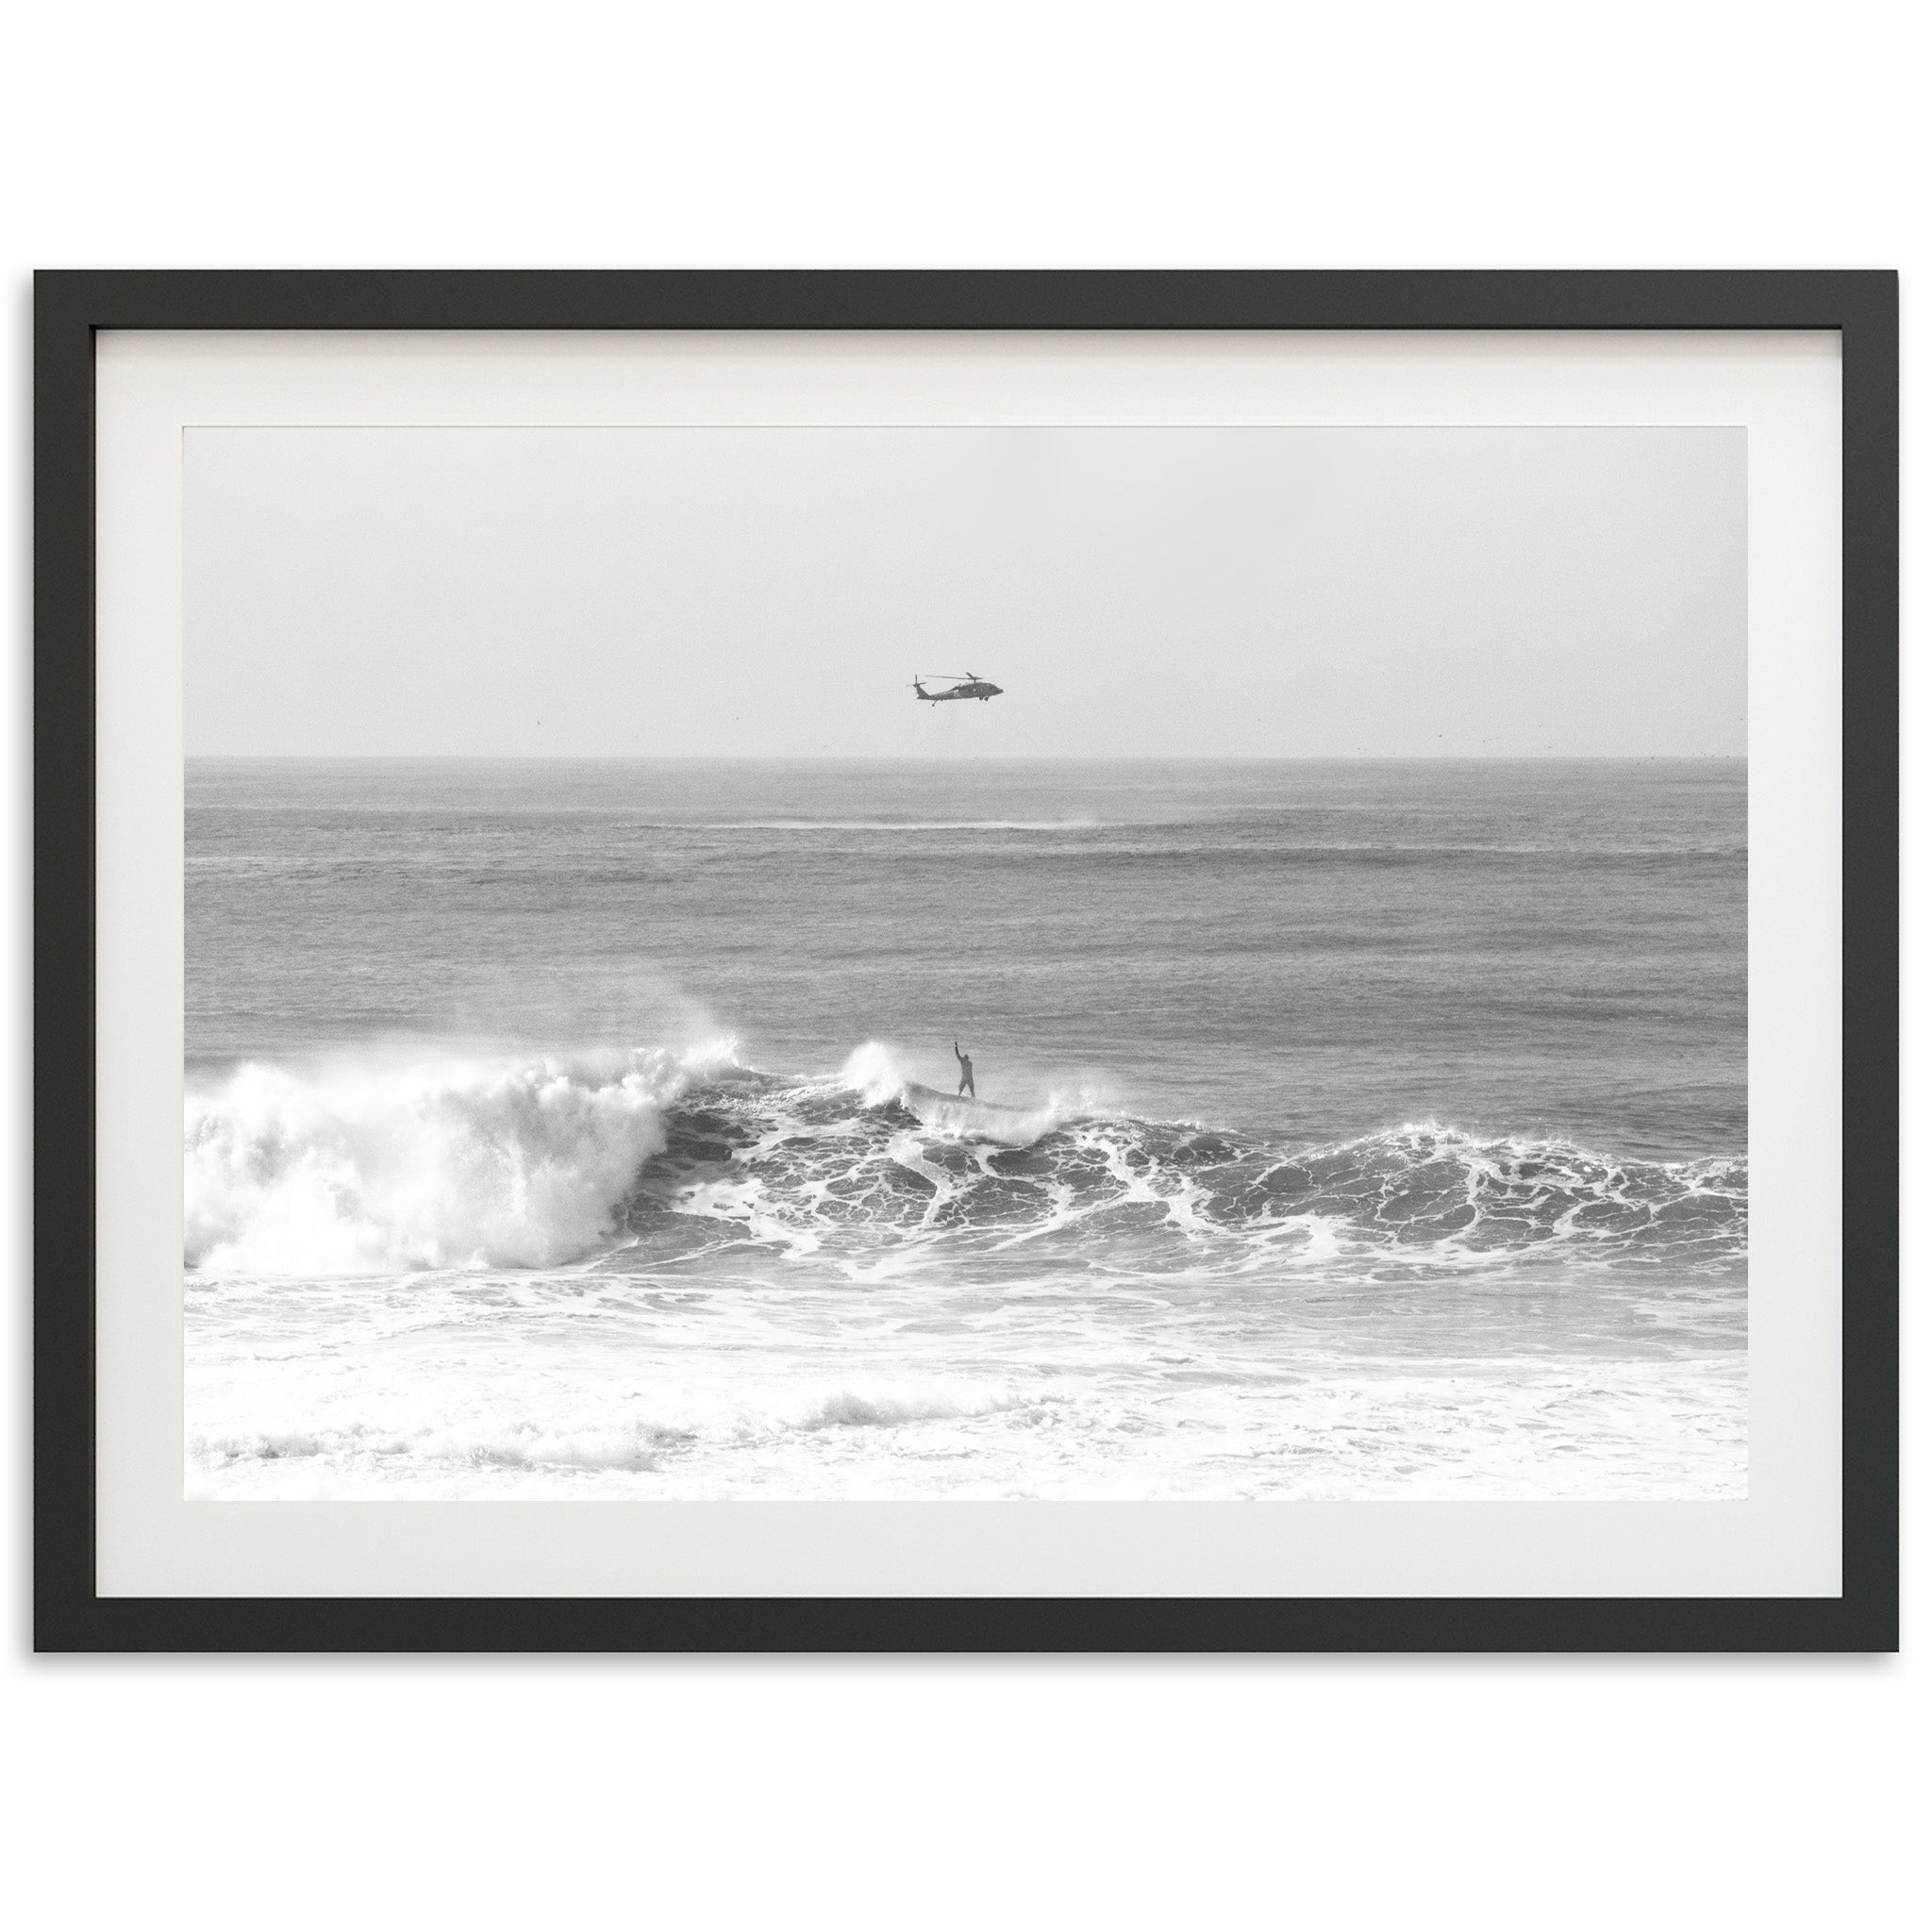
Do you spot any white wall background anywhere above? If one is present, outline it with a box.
[1,3,1921,1925]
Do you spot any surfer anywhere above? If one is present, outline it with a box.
[953,1041,975,1097]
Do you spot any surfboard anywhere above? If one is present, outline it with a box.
[902,1080,1028,1117]
[904,1081,1012,1112]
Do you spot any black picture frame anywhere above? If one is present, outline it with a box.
[33,270,1899,1653]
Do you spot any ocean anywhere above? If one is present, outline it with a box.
[184,757,1747,1499]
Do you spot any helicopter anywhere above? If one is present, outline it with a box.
[912,672,1005,704]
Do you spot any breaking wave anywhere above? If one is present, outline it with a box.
[185,1045,728,1274]
[625,1052,1745,1282]
[185,1038,1746,1282]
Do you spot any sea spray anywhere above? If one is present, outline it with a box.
[184,1047,697,1274]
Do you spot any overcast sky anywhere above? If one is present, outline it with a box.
[186,425,1744,758]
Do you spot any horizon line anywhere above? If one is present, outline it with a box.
[184,750,1749,763]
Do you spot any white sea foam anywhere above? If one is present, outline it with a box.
[791,1381,1037,1429]
[184,1263,1746,1501]
[620,1061,1746,1287]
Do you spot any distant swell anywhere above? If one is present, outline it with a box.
[691,819,1104,833]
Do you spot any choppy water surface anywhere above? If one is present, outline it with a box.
[185,758,1746,1498]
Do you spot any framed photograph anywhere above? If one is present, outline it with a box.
[34,271,1897,1651]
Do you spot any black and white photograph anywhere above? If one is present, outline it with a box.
[9,0,1918,1913]
[184,422,1748,1502]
